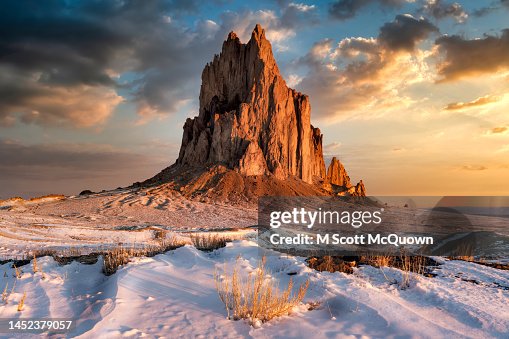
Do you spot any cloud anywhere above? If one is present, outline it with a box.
[473,0,509,17]
[497,144,509,153]
[379,14,439,52]
[444,94,501,111]
[0,139,168,198]
[487,126,508,135]
[288,2,315,12]
[0,69,123,127]
[328,0,408,20]
[286,74,304,87]
[220,3,318,51]
[472,6,499,17]
[421,0,468,23]
[435,29,509,82]
[293,14,437,121]
[323,142,342,156]
[0,139,153,171]
[461,165,488,171]
[0,0,249,127]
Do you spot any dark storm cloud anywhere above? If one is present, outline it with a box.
[379,15,439,52]
[435,29,509,81]
[0,0,227,127]
[421,0,468,23]
[328,0,407,20]
[1,1,147,87]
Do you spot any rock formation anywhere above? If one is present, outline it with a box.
[327,157,351,187]
[177,25,323,183]
[152,24,365,198]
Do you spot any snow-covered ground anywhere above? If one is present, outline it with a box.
[0,240,508,338]
[1,192,508,338]
[0,188,256,259]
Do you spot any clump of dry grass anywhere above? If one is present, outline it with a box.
[152,228,167,241]
[215,257,309,325]
[13,264,21,279]
[190,233,229,252]
[307,256,355,274]
[32,249,57,258]
[384,252,428,289]
[17,292,26,312]
[448,242,476,262]
[362,254,393,268]
[145,235,188,257]
[1,283,8,303]
[306,252,437,290]
[60,247,82,257]
[454,255,475,262]
[32,255,38,273]
[103,247,131,275]
[102,235,187,275]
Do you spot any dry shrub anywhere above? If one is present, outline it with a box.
[215,257,309,325]
[191,234,229,252]
[307,256,355,274]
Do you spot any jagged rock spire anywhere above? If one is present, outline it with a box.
[175,24,365,195]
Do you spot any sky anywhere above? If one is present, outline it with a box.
[1,0,509,198]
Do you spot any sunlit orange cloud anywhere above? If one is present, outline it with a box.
[444,94,501,110]
[0,84,123,128]
[489,126,508,134]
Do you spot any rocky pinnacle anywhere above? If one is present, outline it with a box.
[175,24,365,195]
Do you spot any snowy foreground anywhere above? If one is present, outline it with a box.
[0,240,508,338]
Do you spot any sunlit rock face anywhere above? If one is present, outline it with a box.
[175,24,365,195]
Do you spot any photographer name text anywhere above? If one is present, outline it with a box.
[269,233,434,247]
